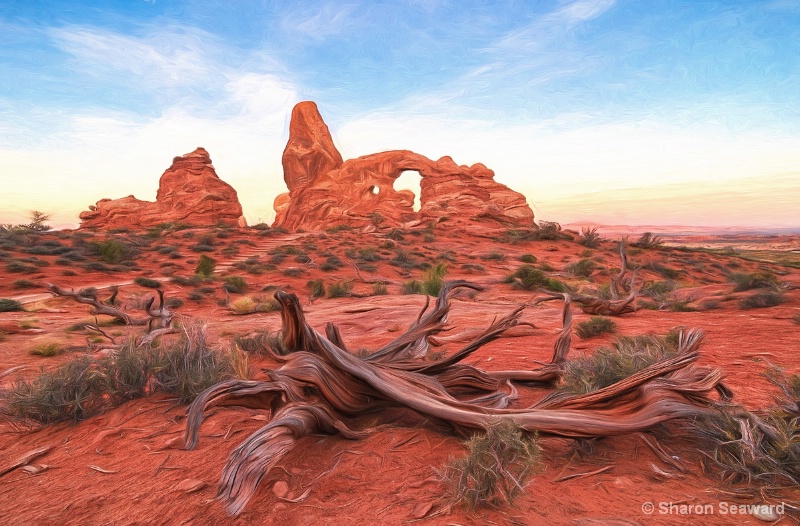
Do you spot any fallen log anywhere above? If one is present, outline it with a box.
[184,282,728,515]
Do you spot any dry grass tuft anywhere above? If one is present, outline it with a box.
[441,421,541,510]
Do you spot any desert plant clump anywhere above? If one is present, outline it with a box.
[632,232,663,249]
[222,276,248,294]
[566,258,598,278]
[575,316,616,339]
[28,341,66,357]
[693,368,799,488]
[739,290,784,310]
[327,280,354,299]
[560,333,680,394]
[578,227,602,248]
[372,281,388,295]
[0,298,24,312]
[3,323,242,424]
[519,253,537,264]
[134,277,162,289]
[308,279,326,299]
[422,263,447,296]
[150,322,237,404]
[505,265,564,292]
[728,271,779,292]
[441,421,541,510]
[195,255,216,277]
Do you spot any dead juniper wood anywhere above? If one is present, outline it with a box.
[184,281,731,516]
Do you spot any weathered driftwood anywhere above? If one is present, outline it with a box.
[46,283,173,331]
[184,282,728,516]
[559,239,640,316]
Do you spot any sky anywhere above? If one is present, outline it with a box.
[1,0,799,230]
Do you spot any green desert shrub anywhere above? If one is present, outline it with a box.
[402,280,424,295]
[308,279,326,299]
[134,277,162,289]
[422,263,447,296]
[150,322,236,404]
[561,333,680,394]
[575,316,616,339]
[578,227,602,248]
[566,258,597,278]
[0,298,25,312]
[0,299,24,312]
[195,255,216,277]
[728,271,778,292]
[505,265,564,292]
[372,281,388,295]
[28,341,65,357]
[519,254,537,264]
[739,290,784,310]
[441,422,541,510]
[222,276,248,294]
[90,239,131,264]
[12,279,38,289]
[327,280,354,299]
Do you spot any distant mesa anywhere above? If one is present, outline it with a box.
[273,101,535,231]
[79,148,246,230]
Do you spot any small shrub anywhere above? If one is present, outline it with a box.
[566,258,597,278]
[481,252,505,261]
[308,279,325,299]
[506,265,564,292]
[91,239,131,264]
[134,277,162,289]
[402,280,424,295]
[739,291,784,310]
[728,271,778,292]
[643,262,680,280]
[578,227,602,248]
[327,280,354,299]
[151,322,236,403]
[222,276,247,294]
[372,282,388,295]
[632,232,663,248]
[575,316,616,339]
[441,422,541,510]
[519,254,537,264]
[0,299,24,312]
[195,255,216,277]
[171,275,202,287]
[28,341,65,357]
[422,263,447,296]
[561,334,679,394]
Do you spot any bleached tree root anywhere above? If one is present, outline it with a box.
[184,282,728,515]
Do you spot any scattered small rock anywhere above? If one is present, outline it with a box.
[272,480,289,498]
[175,478,207,494]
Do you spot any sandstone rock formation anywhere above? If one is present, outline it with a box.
[79,148,246,230]
[273,102,534,231]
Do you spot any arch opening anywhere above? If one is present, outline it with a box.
[394,170,422,212]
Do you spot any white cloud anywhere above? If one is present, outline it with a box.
[280,3,361,41]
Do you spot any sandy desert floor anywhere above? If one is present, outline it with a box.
[1,223,798,525]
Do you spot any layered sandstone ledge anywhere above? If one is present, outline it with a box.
[79,148,246,230]
[273,101,534,231]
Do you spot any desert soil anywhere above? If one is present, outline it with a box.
[1,225,798,525]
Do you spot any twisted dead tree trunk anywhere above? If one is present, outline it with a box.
[548,240,639,316]
[45,283,173,330]
[184,282,728,516]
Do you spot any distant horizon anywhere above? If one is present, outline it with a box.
[2,1,799,230]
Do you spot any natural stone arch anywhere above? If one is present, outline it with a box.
[393,170,422,212]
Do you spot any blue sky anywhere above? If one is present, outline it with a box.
[2,0,800,228]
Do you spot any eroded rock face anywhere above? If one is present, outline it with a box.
[79,148,246,230]
[273,102,534,231]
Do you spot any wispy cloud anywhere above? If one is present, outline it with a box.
[280,2,361,41]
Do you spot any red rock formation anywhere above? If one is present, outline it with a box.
[79,148,246,230]
[273,102,534,231]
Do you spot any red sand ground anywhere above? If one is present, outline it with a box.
[1,225,798,525]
